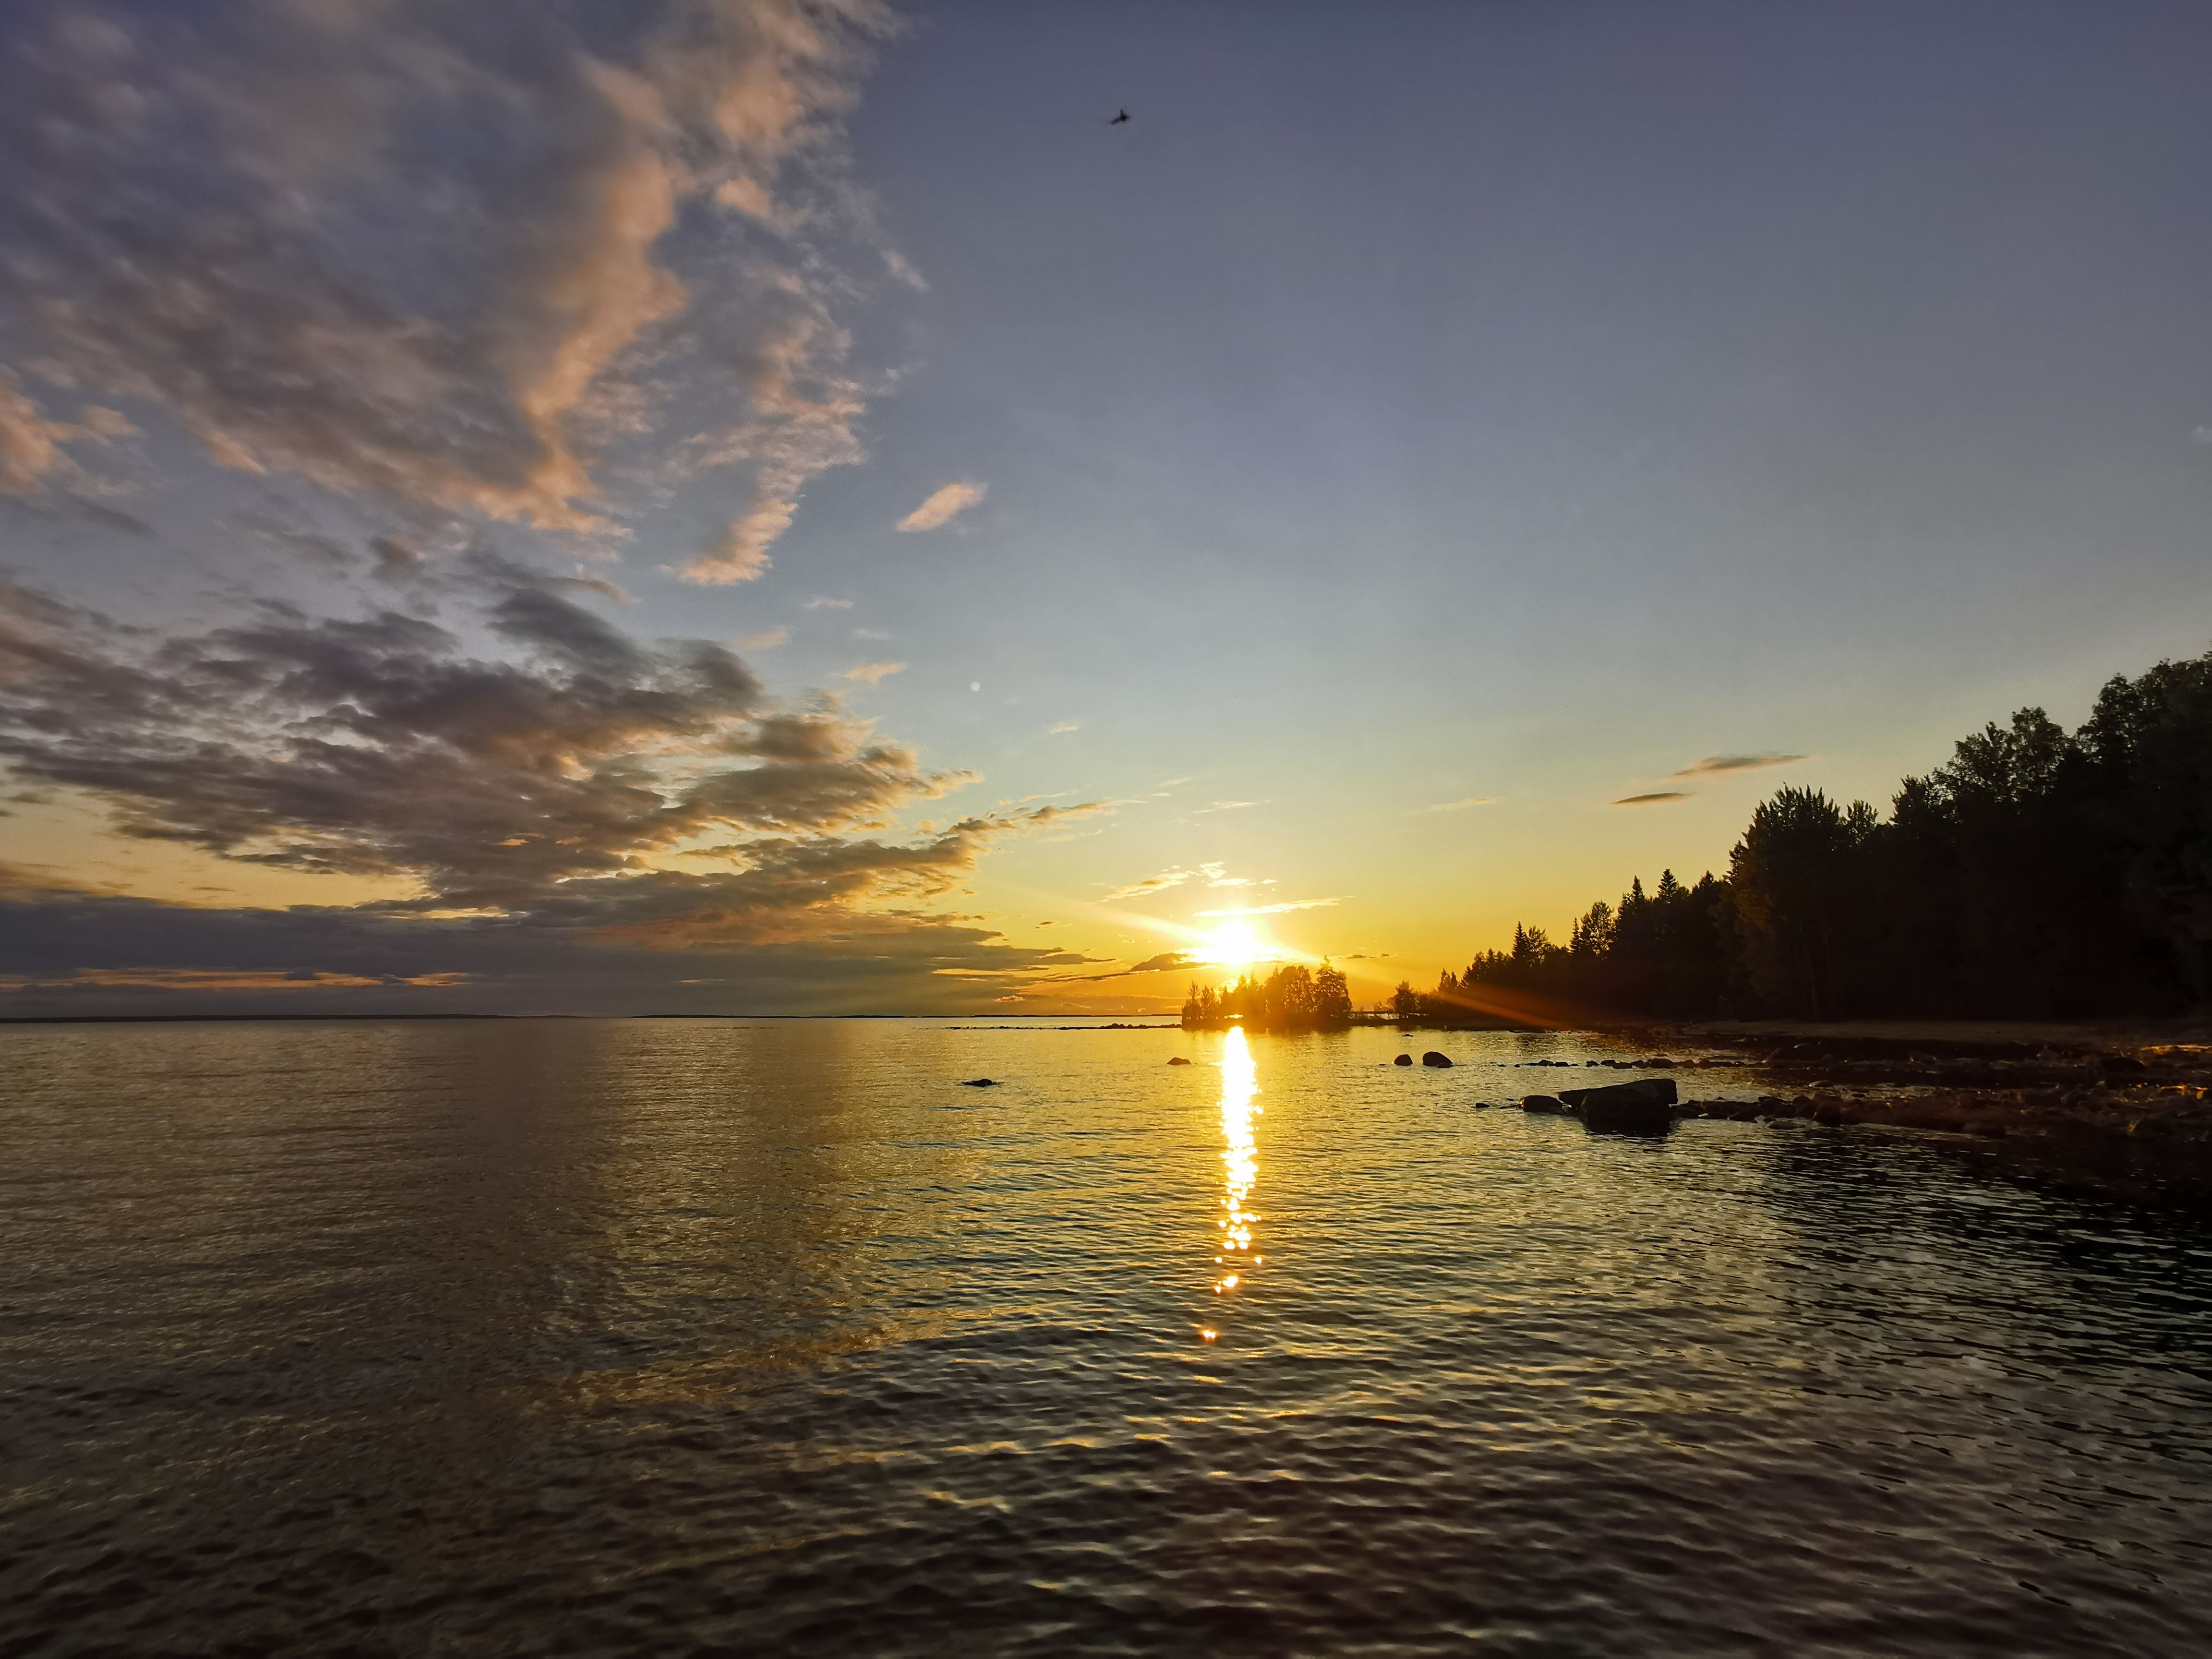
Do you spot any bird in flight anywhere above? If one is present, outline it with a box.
[1108,109,1129,125]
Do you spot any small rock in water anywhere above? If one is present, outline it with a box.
[1422,1051,1452,1068]
[959,1077,999,1088]
[1523,1094,1567,1114]
[1166,1056,1192,1066]
[1394,1054,1414,1067]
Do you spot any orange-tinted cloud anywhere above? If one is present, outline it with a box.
[897,480,986,531]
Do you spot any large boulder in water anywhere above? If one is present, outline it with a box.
[1394,1054,1414,1067]
[1522,1094,1568,1114]
[1559,1077,1676,1133]
[1421,1051,1452,1068]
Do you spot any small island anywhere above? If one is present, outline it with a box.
[1182,962,1354,1032]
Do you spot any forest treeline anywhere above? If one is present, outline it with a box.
[1397,646,2212,1023]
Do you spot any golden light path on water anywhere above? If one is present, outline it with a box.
[1201,1026,1261,1342]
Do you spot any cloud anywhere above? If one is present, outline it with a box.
[0,369,133,494]
[1048,720,1080,735]
[1613,792,1691,806]
[1417,796,1495,813]
[896,480,986,532]
[0,568,988,912]
[804,596,853,610]
[0,565,1123,1013]
[842,660,905,685]
[737,626,789,650]
[0,868,1093,1016]
[1102,868,1192,902]
[1669,753,1807,778]
[1043,950,1198,984]
[1197,898,1341,916]
[0,0,895,563]
[687,488,793,583]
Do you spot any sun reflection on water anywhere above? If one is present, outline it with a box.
[1209,1027,1261,1327]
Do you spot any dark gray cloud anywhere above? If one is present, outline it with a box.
[1669,753,1807,777]
[0,0,890,572]
[1028,950,1198,986]
[0,872,1089,1017]
[1612,792,1690,806]
[0,569,1103,1007]
[0,566,989,906]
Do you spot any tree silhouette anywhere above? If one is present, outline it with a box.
[1425,643,2212,1022]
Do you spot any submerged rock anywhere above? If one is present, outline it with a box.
[1523,1094,1568,1114]
[1394,1054,1414,1067]
[1166,1056,1192,1065]
[959,1077,999,1088]
[1559,1077,1677,1134]
[1422,1051,1452,1068]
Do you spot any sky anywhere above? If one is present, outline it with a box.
[3,0,2211,1018]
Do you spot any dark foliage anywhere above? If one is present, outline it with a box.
[1426,647,2212,1021]
[1182,962,1353,1031]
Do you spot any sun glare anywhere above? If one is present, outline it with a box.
[1201,918,1268,971]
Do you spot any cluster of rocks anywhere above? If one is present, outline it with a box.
[1513,1077,1679,1133]
[1393,1051,1455,1068]
[1487,1054,2212,1164]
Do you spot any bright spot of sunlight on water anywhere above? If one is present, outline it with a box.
[1213,1028,1260,1313]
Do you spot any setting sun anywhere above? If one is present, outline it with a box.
[1199,918,1270,972]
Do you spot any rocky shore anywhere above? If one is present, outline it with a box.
[1512,1026,2212,1190]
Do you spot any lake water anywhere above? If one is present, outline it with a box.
[5,1018,2212,1656]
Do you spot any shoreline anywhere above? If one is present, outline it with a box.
[1575,1017,2212,1198]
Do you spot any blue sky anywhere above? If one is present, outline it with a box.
[3,0,2209,1014]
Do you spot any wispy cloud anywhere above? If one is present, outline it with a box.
[853,627,890,640]
[737,626,788,650]
[1198,898,1341,916]
[1197,799,1262,814]
[842,661,905,685]
[1045,950,1200,983]
[688,492,790,584]
[1613,792,1691,806]
[1670,753,1807,778]
[897,480,987,532]
[1102,868,1191,902]
[0,370,135,495]
[804,596,853,611]
[1048,720,1081,735]
[1416,796,1496,813]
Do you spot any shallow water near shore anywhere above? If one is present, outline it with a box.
[6,1017,2212,1656]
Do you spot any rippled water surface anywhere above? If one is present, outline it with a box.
[7,1018,2212,1656]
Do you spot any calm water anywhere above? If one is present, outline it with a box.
[5,1019,2212,1657]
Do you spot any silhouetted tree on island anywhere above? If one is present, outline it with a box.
[1414,645,2212,1023]
[1183,962,1354,1031]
